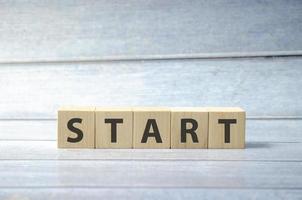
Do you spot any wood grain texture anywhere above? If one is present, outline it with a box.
[0,141,301,161]
[208,108,245,149]
[1,0,301,198]
[58,107,95,148]
[1,57,302,119]
[133,108,170,148]
[0,0,301,62]
[0,119,301,143]
[171,108,208,149]
[96,107,133,148]
[0,188,301,200]
[0,160,301,188]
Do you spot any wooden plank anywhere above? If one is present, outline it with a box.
[0,119,301,143]
[0,140,301,161]
[0,120,55,141]
[0,188,301,200]
[0,160,301,188]
[1,57,302,118]
[0,0,301,62]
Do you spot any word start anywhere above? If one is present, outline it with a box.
[58,107,245,149]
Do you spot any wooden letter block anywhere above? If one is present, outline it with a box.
[95,107,133,148]
[57,107,95,148]
[171,107,208,149]
[133,108,170,148]
[208,107,245,149]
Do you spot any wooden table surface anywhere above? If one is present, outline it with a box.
[0,1,302,199]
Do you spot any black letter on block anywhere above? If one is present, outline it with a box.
[67,118,83,143]
[181,118,199,143]
[141,119,163,143]
[218,119,237,143]
[105,118,123,143]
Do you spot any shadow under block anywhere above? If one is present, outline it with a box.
[95,108,133,148]
[208,107,246,149]
[171,108,208,149]
[57,107,95,148]
[133,108,171,148]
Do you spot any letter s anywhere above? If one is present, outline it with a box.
[67,118,83,143]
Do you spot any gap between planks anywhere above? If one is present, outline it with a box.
[0,159,301,162]
[0,51,301,65]
[0,186,302,190]
[1,116,302,121]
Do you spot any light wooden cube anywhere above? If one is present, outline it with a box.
[57,107,95,148]
[208,107,245,149]
[95,107,133,148]
[133,107,170,148]
[171,107,208,149]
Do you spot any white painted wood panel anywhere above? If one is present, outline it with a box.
[0,160,301,188]
[0,0,301,62]
[0,141,301,161]
[1,188,301,200]
[1,57,302,118]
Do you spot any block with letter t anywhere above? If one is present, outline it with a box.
[95,107,133,148]
[208,107,245,149]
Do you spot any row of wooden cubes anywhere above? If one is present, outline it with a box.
[58,107,245,149]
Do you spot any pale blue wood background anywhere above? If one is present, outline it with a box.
[0,0,302,199]
[1,58,302,119]
[0,0,301,62]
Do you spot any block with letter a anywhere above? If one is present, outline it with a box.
[133,107,170,149]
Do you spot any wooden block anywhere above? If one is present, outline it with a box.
[57,107,95,148]
[171,107,208,149]
[208,107,245,149]
[95,107,133,148]
[133,107,170,148]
